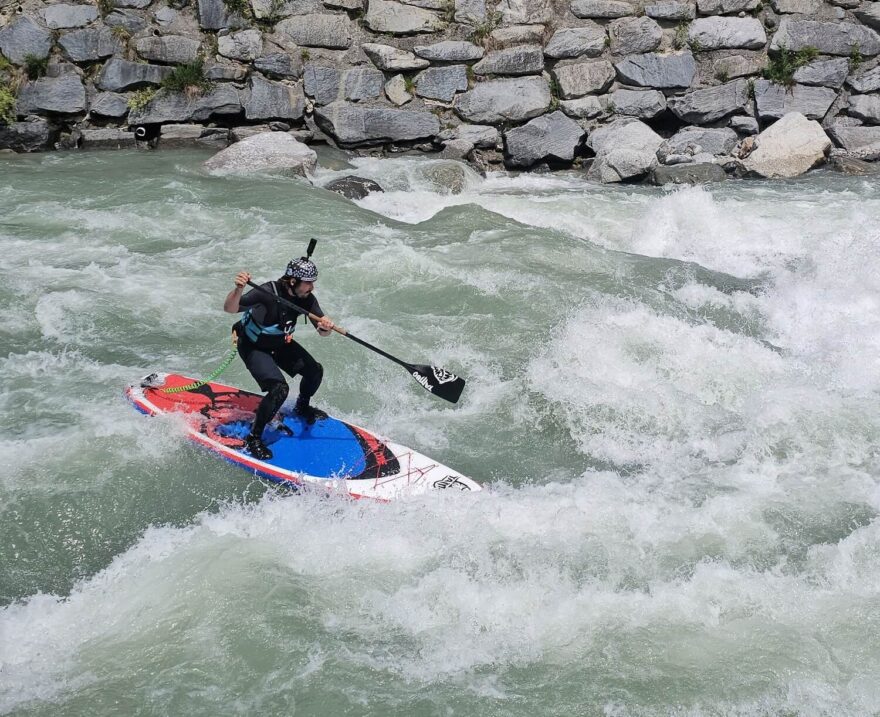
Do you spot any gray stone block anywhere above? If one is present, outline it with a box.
[218,30,263,62]
[314,101,440,144]
[687,17,766,50]
[792,58,850,88]
[649,163,727,184]
[771,19,880,56]
[473,45,545,75]
[413,40,484,61]
[553,60,615,98]
[415,65,468,101]
[91,92,130,118]
[610,88,666,118]
[98,58,173,91]
[847,65,880,93]
[16,74,87,115]
[657,126,738,162]
[827,124,880,158]
[0,118,53,152]
[696,0,758,14]
[454,76,551,123]
[571,0,635,18]
[645,1,695,20]
[847,94,880,124]
[544,25,607,59]
[0,16,53,65]
[343,68,385,101]
[503,109,584,167]
[128,84,243,124]
[41,4,99,29]
[668,78,750,123]
[753,79,837,120]
[254,53,303,79]
[243,75,305,120]
[59,28,123,62]
[276,14,353,49]
[362,43,430,71]
[609,17,662,55]
[364,0,445,34]
[614,51,696,88]
[136,35,203,64]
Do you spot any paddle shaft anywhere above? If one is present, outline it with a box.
[245,280,413,371]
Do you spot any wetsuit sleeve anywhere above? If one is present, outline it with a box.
[238,282,273,324]
[308,295,324,329]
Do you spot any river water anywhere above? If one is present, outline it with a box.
[1,149,879,716]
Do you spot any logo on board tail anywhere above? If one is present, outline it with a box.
[433,475,471,491]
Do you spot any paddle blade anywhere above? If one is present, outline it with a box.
[408,364,466,404]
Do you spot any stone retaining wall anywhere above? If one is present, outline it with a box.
[2,0,880,180]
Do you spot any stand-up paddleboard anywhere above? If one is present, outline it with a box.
[125,372,481,501]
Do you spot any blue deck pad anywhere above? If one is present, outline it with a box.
[214,412,371,480]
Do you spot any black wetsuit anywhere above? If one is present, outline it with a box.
[234,281,325,437]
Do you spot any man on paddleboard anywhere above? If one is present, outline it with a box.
[223,256,334,460]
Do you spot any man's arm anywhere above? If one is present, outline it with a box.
[223,271,251,313]
[310,297,334,336]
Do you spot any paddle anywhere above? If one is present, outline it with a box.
[245,280,467,404]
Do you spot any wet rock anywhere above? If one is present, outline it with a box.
[649,162,727,184]
[362,43,430,71]
[98,58,173,91]
[668,78,750,123]
[243,75,305,120]
[79,127,138,149]
[827,155,880,174]
[609,16,662,55]
[473,45,545,75]
[544,25,607,59]
[0,16,53,65]
[276,14,353,49]
[657,126,738,162]
[91,92,130,118]
[553,60,615,98]
[687,17,766,50]
[420,161,470,194]
[571,0,636,18]
[324,175,384,199]
[136,35,202,64]
[364,0,445,34]
[454,76,551,123]
[204,132,317,176]
[771,19,880,56]
[128,84,243,123]
[254,53,303,79]
[645,1,695,20]
[741,111,831,177]
[59,28,123,62]
[753,80,837,121]
[586,118,663,182]
[385,74,412,105]
[614,51,696,89]
[827,124,880,158]
[0,118,53,152]
[218,30,263,62]
[610,88,666,118]
[315,102,440,144]
[503,110,584,167]
[413,40,484,62]
[16,74,87,115]
[415,65,468,101]
[41,4,99,29]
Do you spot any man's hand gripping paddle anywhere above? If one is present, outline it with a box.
[245,281,467,404]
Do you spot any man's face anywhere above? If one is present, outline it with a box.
[293,280,314,298]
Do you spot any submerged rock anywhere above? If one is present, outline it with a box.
[203,132,317,176]
[324,175,384,199]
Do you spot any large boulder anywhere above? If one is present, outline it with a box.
[741,112,830,177]
[243,75,305,120]
[0,16,53,65]
[610,88,666,118]
[571,0,636,18]
[128,85,243,124]
[454,76,551,123]
[59,28,123,62]
[614,51,696,88]
[362,43,430,71]
[276,14,353,48]
[204,132,317,176]
[41,4,99,29]
[503,110,584,167]
[553,60,615,98]
[97,58,173,91]
[364,0,445,34]
[473,45,545,75]
[413,40,484,61]
[609,16,662,55]
[0,118,53,152]
[136,35,203,64]
[668,78,750,123]
[586,119,663,182]
[753,80,837,121]
[16,74,87,115]
[770,19,880,57]
[217,30,263,62]
[314,102,440,144]
[415,65,468,101]
[792,58,850,88]
[545,25,607,59]
[827,125,880,159]
[687,17,766,50]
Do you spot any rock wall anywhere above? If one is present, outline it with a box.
[2,0,880,179]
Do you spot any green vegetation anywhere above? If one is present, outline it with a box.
[469,12,501,44]
[0,83,16,125]
[716,69,729,83]
[127,87,156,110]
[160,60,213,94]
[673,21,689,50]
[763,44,818,87]
[97,0,115,15]
[849,43,864,71]
[403,74,416,94]
[222,0,250,15]
[300,48,311,61]
[24,54,48,80]
[0,53,13,75]
[110,25,131,41]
